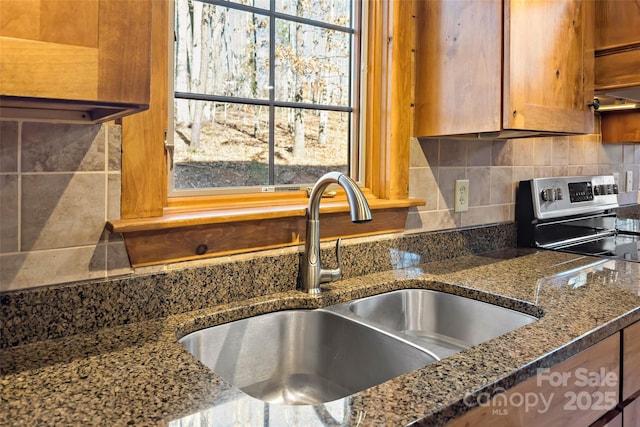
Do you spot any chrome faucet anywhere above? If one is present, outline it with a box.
[301,172,372,294]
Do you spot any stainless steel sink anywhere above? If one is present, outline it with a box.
[179,309,436,405]
[332,289,538,358]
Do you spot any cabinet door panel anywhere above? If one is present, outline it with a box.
[504,0,593,134]
[623,321,640,400]
[414,0,502,136]
[447,333,620,427]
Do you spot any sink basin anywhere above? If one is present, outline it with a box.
[338,289,537,357]
[179,309,436,405]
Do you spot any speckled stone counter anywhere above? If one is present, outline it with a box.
[3,245,640,425]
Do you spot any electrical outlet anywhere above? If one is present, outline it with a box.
[626,171,634,192]
[454,179,469,212]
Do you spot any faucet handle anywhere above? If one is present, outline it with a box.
[319,238,343,284]
[334,238,343,272]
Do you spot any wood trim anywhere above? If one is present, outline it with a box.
[364,0,414,199]
[120,0,167,218]
[121,207,410,267]
[116,0,419,265]
[109,196,423,233]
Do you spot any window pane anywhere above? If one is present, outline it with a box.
[225,0,271,10]
[275,0,353,27]
[275,20,351,106]
[273,107,349,185]
[173,99,269,189]
[174,2,270,99]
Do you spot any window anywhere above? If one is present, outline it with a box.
[170,0,361,194]
[113,0,419,267]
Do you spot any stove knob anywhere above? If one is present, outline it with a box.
[594,185,601,196]
[613,184,619,194]
[541,188,555,202]
[555,188,563,200]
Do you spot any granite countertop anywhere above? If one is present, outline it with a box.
[3,247,640,426]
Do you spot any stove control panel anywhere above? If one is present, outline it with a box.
[526,175,619,220]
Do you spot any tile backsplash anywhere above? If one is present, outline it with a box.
[0,121,130,292]
[407,119,640,233]
[1,117,640,292]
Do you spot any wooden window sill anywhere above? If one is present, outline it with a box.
[107,196,425,267]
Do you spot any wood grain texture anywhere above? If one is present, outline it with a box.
[595,50,640,90]
[595,0,640,51]
[0,36,98,99]
[364,0,413,199]
[122,208,409,267]
[0,0,151,121]
[414,0,501,136]
[623,397,640,427]
[504,0,594,134]
[98,0,151,104]
[623,321,640,400]
[601,111,640,143]
[120,0,167,218]
[446,333,620,427]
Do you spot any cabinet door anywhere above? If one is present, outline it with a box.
[446,333,619,427]
[0,0,151,121]
[414,0,502,136]
[504,0,594,134]
[623,398,640,427]
[623,321,640,400]
[595,0,640,50]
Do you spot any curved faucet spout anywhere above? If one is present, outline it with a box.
[301,172,372,294]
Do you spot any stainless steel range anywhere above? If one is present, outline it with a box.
[517,175,640,262]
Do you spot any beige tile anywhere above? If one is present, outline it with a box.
[0,175,19,253]
[417,138,439,166]
[440,139,467,166]
[107,124,122,171]
[461,205,511,227]
[0,121,19,173]
[581,165,600,176]
[467,167,490,207]
[552,166,569,176]
[624,144,636,164]
[108,173,121,220]
[22,173,106,250]
[584,139,600,165]
[22,123,105,172]
[533,138,552,166]
[467,140,492,166]
[437,167,466,211]
[551,137,569,166]
[534,166,555,178]
[409,167,438,211]
[491,140,513,166]
[512,139,534,166]
[106,241,132,277]
[408,210,460,233]
[567,165,585,176]
[600,143,623,165]
[410,137,427,167]
[568,138,585,165]
[0,246,107,291]
[490,167,513,205]
[512,166,535,200]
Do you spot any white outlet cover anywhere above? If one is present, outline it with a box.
[454,179,469,212]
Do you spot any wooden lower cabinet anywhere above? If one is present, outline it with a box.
[447,334,620,427]
[622,397,640,427]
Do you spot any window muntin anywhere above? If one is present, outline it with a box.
[171,0,360,194]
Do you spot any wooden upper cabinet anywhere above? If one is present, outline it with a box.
[415,0,595,139]
[0,0,151,122]
[594,0,640,92]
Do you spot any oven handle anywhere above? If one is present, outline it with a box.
[540,230,618,250]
